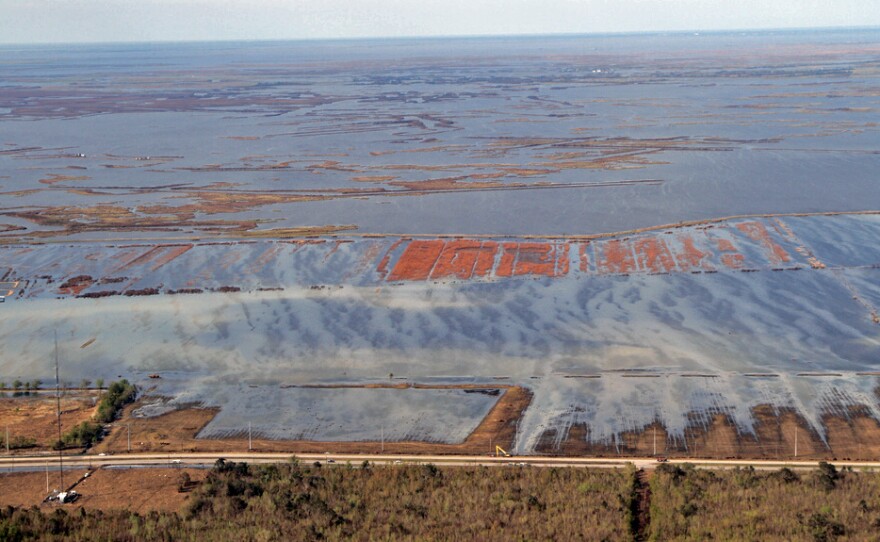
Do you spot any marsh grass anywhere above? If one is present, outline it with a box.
[648,463,880,541]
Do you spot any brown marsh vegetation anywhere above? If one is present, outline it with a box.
[648,462,880,541]
[0,461,634,541]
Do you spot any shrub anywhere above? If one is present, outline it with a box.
[776,467,800,484]
[5,436,37,450]
[59,421,104,448]
[806,512,845,542]
[177,472,193,493]
[94,380,137,423]
[816,462,839,491]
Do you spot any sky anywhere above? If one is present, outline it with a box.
[2,0,879,44]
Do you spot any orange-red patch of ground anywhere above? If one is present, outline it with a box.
[495,243,518,277]
[716,238,737,252]
[387,240,445,281]
[579,243,591,273]
[736,221,792,265]
[514,243,557,277]
[676,234,712,271]
[430,239,486,280]
[473,241,499,277]
[634,237,676,274]
[556,243,570,276]
[385,240,567,281]
[714,237,746,269]
[597,240,636,274]
[721,253,745,269]
[376,238,407,278]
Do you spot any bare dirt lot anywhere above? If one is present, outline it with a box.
[0,467,207,513]
[0,469,89,508]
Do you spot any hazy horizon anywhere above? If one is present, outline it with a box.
[2,24,880,48]
[2,0,879,45]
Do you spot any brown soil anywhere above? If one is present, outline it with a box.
[57,275,94,296]
[0,467,207,513]
[7,205,260,238]
[351,175,398,182]
[0,393,99,451]
[387,177,508,191]
[536,406,880,460]
[821,406,880,460]
[38,174,90,185]
[0,469,90,508]
[93,407,220,454]
[70,467,208,513]
[140,191,326,216]
[95,385,533,456]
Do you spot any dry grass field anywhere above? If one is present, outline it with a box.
[0,393,99,452]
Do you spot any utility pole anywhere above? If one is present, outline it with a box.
[653,425,657,456]
[794,425,798,458]
[55,331,64,492]
[381,425,384,453]
[248,422,252,451]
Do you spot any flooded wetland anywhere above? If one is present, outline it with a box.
[1,29,879,457]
